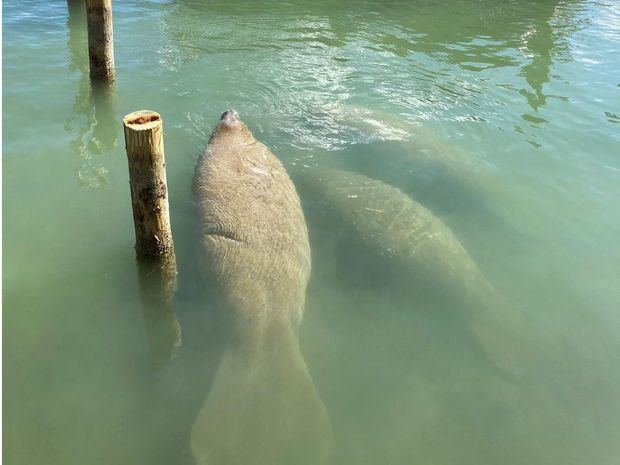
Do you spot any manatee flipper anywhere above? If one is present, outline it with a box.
[295,167,534,379]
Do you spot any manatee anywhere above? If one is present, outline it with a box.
[191,110,331,465]
[314,106,525,257]
[294,167,534,378]
[333,137,502,226]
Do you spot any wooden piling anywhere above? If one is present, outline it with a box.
[123,110,173,257]
[123,110,181,367]
[85,0,115,81]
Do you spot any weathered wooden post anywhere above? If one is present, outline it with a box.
[123,110,181,367]
[85,0,115,81]
[123,111,173,256]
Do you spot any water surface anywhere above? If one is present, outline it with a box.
[4,1,620,464]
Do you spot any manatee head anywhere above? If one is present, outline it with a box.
[209,109,255,145]
[220,109,241,128]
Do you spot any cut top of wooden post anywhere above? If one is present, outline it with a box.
[123,110,162,130]
[123,110,174,257]
[123,110,164,158]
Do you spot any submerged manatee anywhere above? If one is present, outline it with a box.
[295,167,532,378]
[318,106,525,256]
[192,110,331,465]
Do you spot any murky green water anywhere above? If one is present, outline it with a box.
[3,0,620,464]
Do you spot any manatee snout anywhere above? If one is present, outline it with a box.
[219,109,240,128]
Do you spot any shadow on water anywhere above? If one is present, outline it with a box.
[65,0,119,187]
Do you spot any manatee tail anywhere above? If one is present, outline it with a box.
[191,338,332,465]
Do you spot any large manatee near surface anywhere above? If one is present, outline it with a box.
[191,110,331,465]
[295,167,533,378]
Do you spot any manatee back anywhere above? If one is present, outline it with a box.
[194,132,311,334]
[298,167,482,297]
